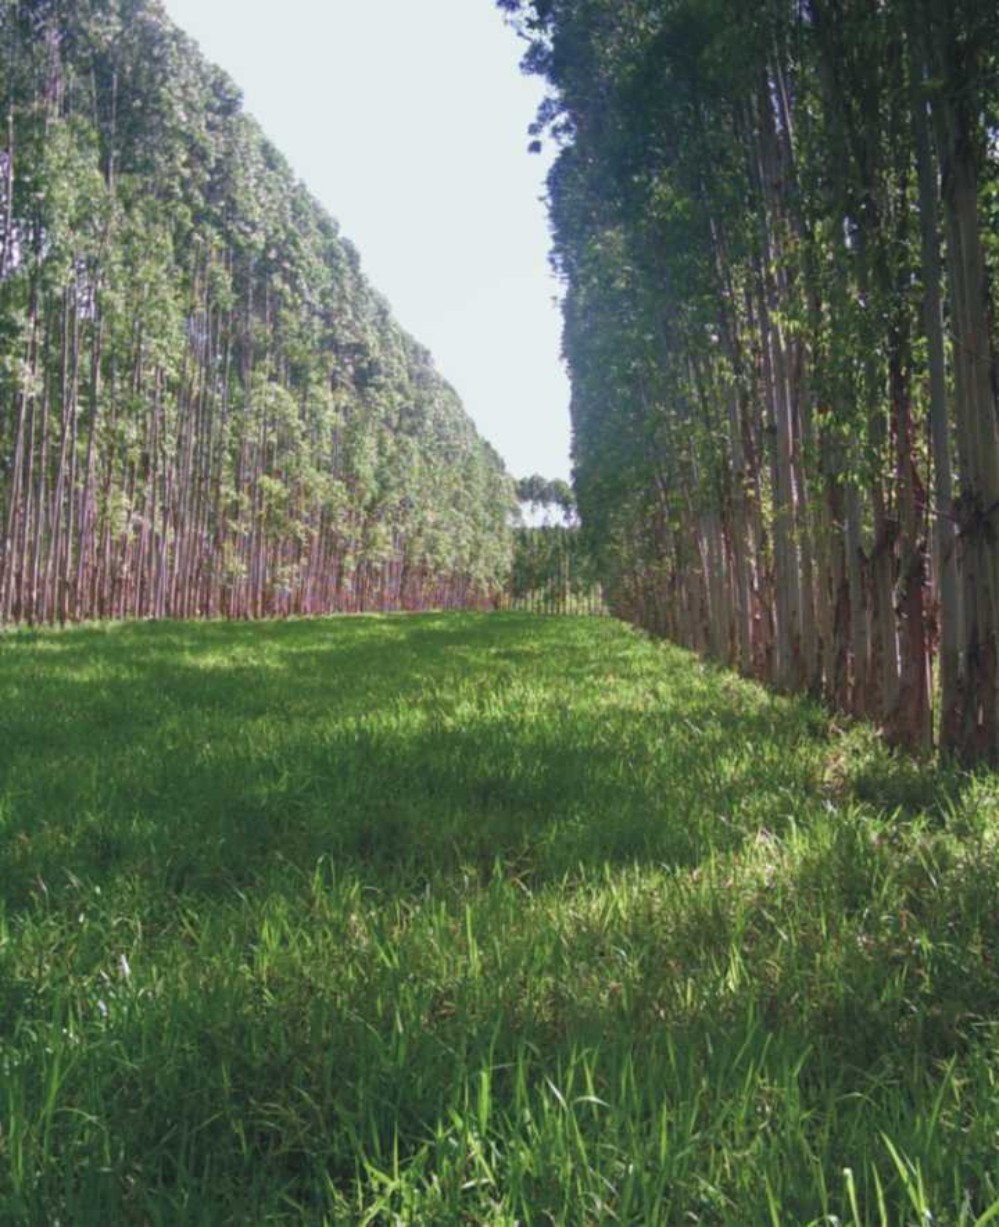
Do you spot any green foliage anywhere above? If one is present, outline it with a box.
[501,0,999,756]
[1,614,999,1222]
[515,473,576,520]
[0,0,514,624]
[506,524,604,613]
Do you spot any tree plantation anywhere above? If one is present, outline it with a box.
[0,0,516,626]
[506,474,606,614]
[8,3,999,1223]
[500,0,999,762]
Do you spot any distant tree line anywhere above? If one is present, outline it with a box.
[501,0,999,760]
[505,524,605,615]
[515,473,575,522]
[0,0,515,626]
[505,473,604,614]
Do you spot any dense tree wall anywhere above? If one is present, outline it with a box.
[501,0,999,760]
[0,0,515,625]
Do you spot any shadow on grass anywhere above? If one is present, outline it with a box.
[0,613,976,908]
[3,616,999,1223]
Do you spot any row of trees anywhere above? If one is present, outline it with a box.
[505,523,605,614]
[0,0,515,625]
[501,0,999,760]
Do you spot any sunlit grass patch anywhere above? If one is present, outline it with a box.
[1,613,998,1223]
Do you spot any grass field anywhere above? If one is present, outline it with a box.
[1,612,999,1224]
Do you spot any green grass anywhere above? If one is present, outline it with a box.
[1,612,998,1224]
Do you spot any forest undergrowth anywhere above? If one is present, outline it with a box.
[1,613,998,1225]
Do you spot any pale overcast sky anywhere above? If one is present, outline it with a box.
[160,0,572,483]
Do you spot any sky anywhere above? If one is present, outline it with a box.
[160,0,572,483]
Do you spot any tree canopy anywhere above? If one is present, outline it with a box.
[515,473,575,521]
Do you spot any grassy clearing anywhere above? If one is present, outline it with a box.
[0,613,998,1224]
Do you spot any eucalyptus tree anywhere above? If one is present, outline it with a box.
[500,0,999,758]
[0,0,515,625]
